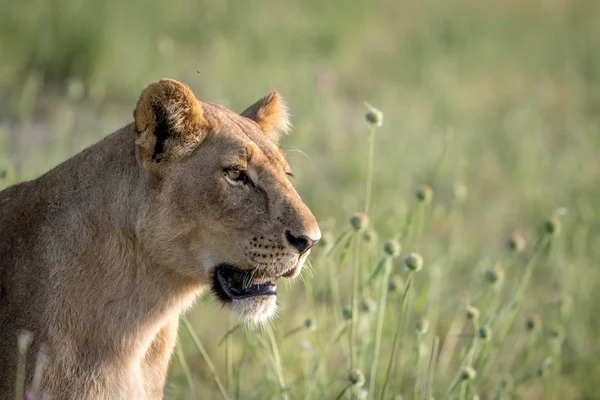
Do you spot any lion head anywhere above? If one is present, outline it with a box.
[133,79,320,322]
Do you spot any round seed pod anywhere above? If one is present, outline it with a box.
[459,366,477,381]
[350,213,369,231]
[404,252,423,272]
[415,316,429,335]
[388,274,404,293]
[383,239,401,258]
[415,185,433,204]
[526,315,541,332]
[466,305,480,322]
[507,232,526,253]
[348,369,365,387]
[484,265,505,285]
[544,216,561,235]
[477,326,492,341]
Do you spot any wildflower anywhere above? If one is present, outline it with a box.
[415,316,429,335]
[544,216,561,235]
[415,185,433,204]
[466,305,480,322]
[404,252,423,272]
[526,315,541,332]
[383,239,401,258]
[304,318,315,331]
[364,103,383,127]
[537,357,553,377]
[477,326,492,341]
[350,213,369,231]
[342,307,353,321]
[318,232,333,250]
[348,369,365,387]
[459,366,476,381]
[362,228,377,244]
[18,330,33,355]
[360,297,377,313]
[484,265,505,285]
[507,232,526,253]
[388,274,404,293]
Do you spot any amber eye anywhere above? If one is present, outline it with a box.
[224,169,248,185]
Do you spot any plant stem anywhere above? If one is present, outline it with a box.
[266,325,289,400]
[350,234,360,370]
[175,338,196,398]
[368,257,393,398]
[380,273,414,400]
[182,316,231,400]
[364,125,376,214]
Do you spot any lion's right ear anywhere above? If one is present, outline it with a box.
[134,79,212,169]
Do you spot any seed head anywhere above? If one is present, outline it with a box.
[18,330,33,355]
[388,274,404,293]
[348,369,366,387]
[484,265,505,285]
[415,184,433,204]
[466,305,480,322]
[477,326,492,341]
[544,216,561,235]
[350,213,369,231]
[342,307,353,321]
[459,366,477,381]
[549,325,565,342]
[364,103,383,127]
[404,252,423,272]
[537,357,553,377]
[318,232,333,250]
[415,316,429,335]
[362,228,377,244]
[304,318,315,331]
[507,232,526,253]
[383,239,401,258]
[526,315,541,332]
[360,297,377,313]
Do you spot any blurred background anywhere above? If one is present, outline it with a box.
[1,0,599,398]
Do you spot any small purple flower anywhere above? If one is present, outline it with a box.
[24,394,38,400]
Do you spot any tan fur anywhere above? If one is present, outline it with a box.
[0,79,320,399]
[241,90,291,140]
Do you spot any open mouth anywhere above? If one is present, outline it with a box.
[212,264,293,302]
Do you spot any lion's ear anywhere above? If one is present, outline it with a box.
[241,91,291,141]
[134,79,212,167]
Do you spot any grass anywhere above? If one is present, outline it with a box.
[1,0,600,398]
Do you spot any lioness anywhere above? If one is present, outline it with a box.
[0,79,320,399]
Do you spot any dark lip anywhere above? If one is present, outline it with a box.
[211,264,278,302]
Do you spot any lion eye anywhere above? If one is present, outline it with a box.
[224,169,248,185]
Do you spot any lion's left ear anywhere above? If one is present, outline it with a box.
[241,91,291,141]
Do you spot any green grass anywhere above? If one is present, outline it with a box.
[1,0,600,398]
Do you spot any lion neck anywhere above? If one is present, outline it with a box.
[40,124,204,364]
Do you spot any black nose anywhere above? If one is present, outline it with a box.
[286,230,317,254]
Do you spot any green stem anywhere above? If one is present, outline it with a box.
[226,315,234,394]
[368,257,393,398]
[350,234,360,369]
[182,316,231,400]
[335,383,353,400]
[266,325,288,400]
[175,338,196,398]
[364,125,376,214]
[380,273,414,400]
[414,337,424,400]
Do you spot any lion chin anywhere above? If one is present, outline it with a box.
[209,258,308,323]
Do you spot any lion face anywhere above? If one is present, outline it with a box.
[133,79,320,322]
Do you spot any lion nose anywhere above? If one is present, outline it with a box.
[286,230,320,254]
